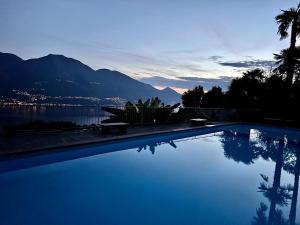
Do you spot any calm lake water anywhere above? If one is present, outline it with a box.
[0,124,299,225]
[0,105,109,126]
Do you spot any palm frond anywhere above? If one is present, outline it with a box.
[260,174,269,182]
[275,8,297,40]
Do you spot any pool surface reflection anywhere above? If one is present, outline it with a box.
[0,125,300,225]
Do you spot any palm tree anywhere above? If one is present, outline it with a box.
[275,3,300,86]
[274,47,300,75]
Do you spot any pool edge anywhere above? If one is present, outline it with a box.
[1,122,238,158]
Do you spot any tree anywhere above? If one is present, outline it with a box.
[291,81,300,119]
[181,85,204,107]
[262,74,287,118]
[202,86,224,108]
[275,3,300,86]
[274,47,300,77]
[226,69,265,108]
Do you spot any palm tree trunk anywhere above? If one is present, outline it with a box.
[268,139,284,225]
[289,149,300,225]
[287,19,298,86]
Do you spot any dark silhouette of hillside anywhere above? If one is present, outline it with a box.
[0,52,180,104]
[0,52,23,72]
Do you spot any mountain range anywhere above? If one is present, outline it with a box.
[0,52,180,105]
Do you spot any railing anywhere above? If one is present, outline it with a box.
[0,104,106,128]
[0,103,264,129]
[185,108,263,122]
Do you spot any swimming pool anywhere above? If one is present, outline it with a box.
[0,124,299,225]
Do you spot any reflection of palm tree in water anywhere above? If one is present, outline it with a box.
[283,139,300,225]
[137,140,177,154]
[220,128,299,225]
[254,134,300,225]
[289,148,300,225]
[252,202,289,225]
[256,172,292,225]
[263,139,289,225]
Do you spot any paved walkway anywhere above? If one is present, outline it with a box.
[0,122,232,156]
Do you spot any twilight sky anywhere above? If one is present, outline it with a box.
[0,0,297,93]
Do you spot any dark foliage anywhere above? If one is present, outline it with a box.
[102,97,180,125]
[202,86,224,108]
[181,67,300,122]
[181,85,204,107]
[225,69,265,108]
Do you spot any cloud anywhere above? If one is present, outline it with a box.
[219,59,275,69]
[208,55,223,61]
[139,75,233,91]
[178,76,232,83]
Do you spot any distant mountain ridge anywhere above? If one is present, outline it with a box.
[0,52,180,104]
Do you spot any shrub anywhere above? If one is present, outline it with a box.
[102,97,180,125]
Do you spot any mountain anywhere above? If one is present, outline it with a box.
[93,69,180,103]
[0,52,180,104]
[0,53,23,73]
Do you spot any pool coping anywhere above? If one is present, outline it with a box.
[2,121,300,159]
[1,122,238,158]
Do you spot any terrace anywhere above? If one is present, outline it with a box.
[0,103,238,155]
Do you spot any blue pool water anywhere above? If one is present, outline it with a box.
[1,124,300,225]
